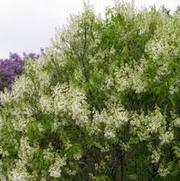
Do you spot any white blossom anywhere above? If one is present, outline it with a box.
[49,156,66,178]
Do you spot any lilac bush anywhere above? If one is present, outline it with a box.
[0,51,44,91]
[0,53,23,91]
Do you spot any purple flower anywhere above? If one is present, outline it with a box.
[0,49,45,92]
[0,53,24,91]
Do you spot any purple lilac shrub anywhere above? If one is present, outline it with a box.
[0,53,23,91]
[0,51,42,92]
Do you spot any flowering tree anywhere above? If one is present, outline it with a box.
[0,2,179,181]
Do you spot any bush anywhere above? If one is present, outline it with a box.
[0,2,179,181]
[0,51,43,92]
[0,53,23,91]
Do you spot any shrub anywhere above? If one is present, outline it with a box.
[0,51,43,92]
[0,2,179,181]
[0,53,23,91]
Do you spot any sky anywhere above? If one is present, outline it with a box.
[0,0,179,58]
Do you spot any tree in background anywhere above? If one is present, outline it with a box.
[0,2,179,181]
[0,53,23,91]
[0,50,45,92]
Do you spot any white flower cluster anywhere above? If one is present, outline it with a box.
[8,161,32,181]
[114,59,147,93]
[73,152,82,160]
[18,137,37,164]
[104,127,116,139]
[53,84,90,126]
[90,105,129,139]
[146,109,166,134]
[160,131,174,145]
[151,148,161,163]
[151,41,164,59]
[105,77,114,90]
[66,168,76,176]
[39,95,53,113]
[43,149,55,161]
[0,75,34,104]
[11,75,34,101]
[11,117,29,132]
[145,37,169,60]
[131,108,167,141]
[169,80,179,95]
[173,117,180,128]
[173,146,180,158]
[0,160,6,181]
[153,62,170,83]
[36,71,51,93]
[49,156,66,178]
[158,164,172,177]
